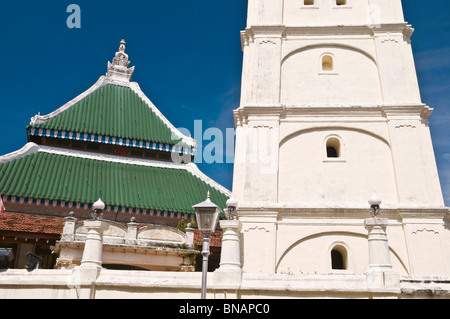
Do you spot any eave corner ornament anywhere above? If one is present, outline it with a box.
[30,112,45,125]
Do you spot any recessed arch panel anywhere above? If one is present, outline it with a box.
[281,44,382,106]
[276,231,409,275]
[278,127,397,204]
[281,44,377,66]
[280,126,390,148]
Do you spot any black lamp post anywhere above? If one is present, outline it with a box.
[192,192,221,299]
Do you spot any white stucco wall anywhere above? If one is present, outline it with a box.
[281,45,382,106]
[279,127,396,204]
[232,0,450,280]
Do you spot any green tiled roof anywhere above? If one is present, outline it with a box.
[27,84,183,146]
[0,150,228,214]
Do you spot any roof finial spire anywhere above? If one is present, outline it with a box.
[106,39,135,83]
[119,39,126,53]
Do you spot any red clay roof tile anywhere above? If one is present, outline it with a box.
[0,212,64,235]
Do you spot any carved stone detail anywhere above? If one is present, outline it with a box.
[258,39,276,45]
[243,226,270,233]
[106,39,135,83]
[395,124,416,129]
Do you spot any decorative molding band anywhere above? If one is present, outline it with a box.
[27,127,195,156]
[236,203,448,216]
[3,195,191,218]
[241,23,412,48]
[249,25,286,36]
[238,104,385,118]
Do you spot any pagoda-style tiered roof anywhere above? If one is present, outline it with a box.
[0,143,229,216]
[0,40,230,221]
[27,40,196,157]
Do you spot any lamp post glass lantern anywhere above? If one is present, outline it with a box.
[225,196,238,220]
[92,198,105,220]
[368,194,382,217]
[192,192,221,299]
[193,192,220,235]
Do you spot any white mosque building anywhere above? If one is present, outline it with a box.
[0,0,449,299]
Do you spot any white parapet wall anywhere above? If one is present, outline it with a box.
[0,268,449,299]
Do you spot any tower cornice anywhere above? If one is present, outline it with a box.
[241,23,414,45]
[233,104,434,128]
[248,25,286,36]
[381,104,433,120]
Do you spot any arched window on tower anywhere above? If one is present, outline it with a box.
[336,0,347,5]
[326,137,340,158]
[331,246,347,270]
[322,55,334,71]
[304,0,314,5]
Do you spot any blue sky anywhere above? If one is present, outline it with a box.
[0,1,449,206]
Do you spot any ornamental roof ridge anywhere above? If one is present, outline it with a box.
[0,142,40,165]
[185,162,232,197]
[128,81,196,147]
[29,76,107,126]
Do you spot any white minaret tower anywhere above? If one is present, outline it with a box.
[233,0,450,277]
